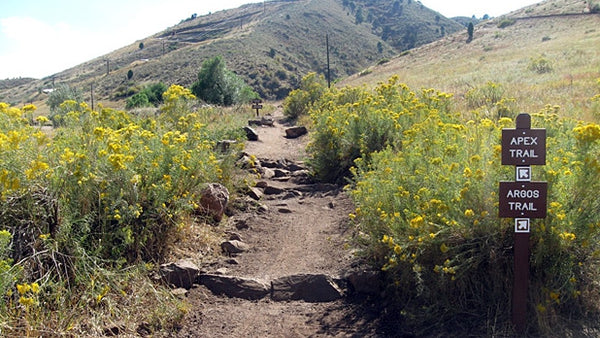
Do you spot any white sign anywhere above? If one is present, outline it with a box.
[515,218,530,233]
[516,166,532,182]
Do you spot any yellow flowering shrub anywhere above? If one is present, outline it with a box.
[309,77,600,334]
[0,97,247,334]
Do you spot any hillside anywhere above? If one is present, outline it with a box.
[341,0,600,121]
[0,0,462,113]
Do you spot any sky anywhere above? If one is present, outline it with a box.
[0,0,541,79]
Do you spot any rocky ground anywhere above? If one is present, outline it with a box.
[170,111,399,337]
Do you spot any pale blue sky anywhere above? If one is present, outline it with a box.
[0,0,541,79]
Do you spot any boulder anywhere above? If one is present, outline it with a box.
[244,126,259,141]
[285,126,307,139]
[271,274,344,302]
[199,183,229,223]
[159,260,200,289]
[199,274,270,300]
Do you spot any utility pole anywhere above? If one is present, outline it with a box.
[326,34,331,88]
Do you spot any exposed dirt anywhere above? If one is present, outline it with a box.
[173,112,394,337]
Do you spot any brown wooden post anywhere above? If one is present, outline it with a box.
[499,113,547,334]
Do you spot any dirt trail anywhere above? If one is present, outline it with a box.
[174,112,388,337]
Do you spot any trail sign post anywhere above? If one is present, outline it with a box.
[251,98,263,117]
[499,113,547,334]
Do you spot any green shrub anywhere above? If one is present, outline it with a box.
[498,18,516,28]
[283,72,327,120]
[126,82,168,109]
[465,81,516,119]
[47,85,84,126]
[191,56,257,106]
[529,55,553,74]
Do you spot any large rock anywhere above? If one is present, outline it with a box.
[198,274,270,300]
[159,260,200,289]
[271,274,344,302]
[198,183,229,222]
[285,126,307,139]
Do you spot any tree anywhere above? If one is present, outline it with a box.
[139,42,144,50]
[467,22,474,43]
[191,56,257,106]
[127,69,134,80]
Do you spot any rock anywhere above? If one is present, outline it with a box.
[198,183,229,223]
[221,240,250,255]
[278,208,293,214]
[273,168,290,177]
[257,204,269,213]
[199,274,270,300]
[171,288,189,298]
[261,167,275,179]
[264,185,284,195]
[247,116,274,127]
[261,115,274,126]
[244,126,259,141]
[225,258,239,265]
[345,269,383,295]
[255,181,269,188]
[226,231,243,241]
[286,162,306,172]
[247,186,263,201]
[216,140,237,153]
[233,218,249,230]
[159,260,200,289]
[271,274,344,302]
[285,126,308,139]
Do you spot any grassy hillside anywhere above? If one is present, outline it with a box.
[0,0,462,114]
[342,0,600,121]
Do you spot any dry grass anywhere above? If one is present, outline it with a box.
[342,0,600,121]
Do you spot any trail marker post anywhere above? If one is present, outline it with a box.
[251,99,263,117]
[499,113,547,333]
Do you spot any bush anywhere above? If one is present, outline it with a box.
[465,81,516,119]
[0,91,246,334]
[47,85,84,126]
[283,72,327,120]
[191,56,257,106]
[126,82,167,109]
[529,55,553,74]
[498,18,516,28]
[307,76,453,183]
[305,77,600,334]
